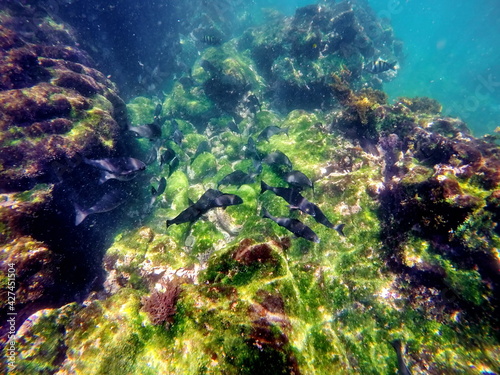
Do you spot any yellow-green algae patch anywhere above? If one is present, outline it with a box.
[126,96,156,125]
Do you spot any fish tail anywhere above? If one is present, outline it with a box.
[334,223,346,236]
[260,180,270,194]
[74,203,88,226]
[261,206,271,219]
[391,339,402,352]
[389,61,397,70]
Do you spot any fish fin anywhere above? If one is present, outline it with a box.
[99,171,112,184]
[151,186,157,197]
[74,203,88,226]
[288,204,299,211]
[168,165,175,177]
[334,223,346,237]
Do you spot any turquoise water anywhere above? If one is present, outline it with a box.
[372,0,500,136]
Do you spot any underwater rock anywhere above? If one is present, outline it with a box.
[0,1,136,347]
[3,1,500,374]
[232,238,281,266]
[242,0,402,113]
[141,279,182,328]
[375,102,500,333]
[164,43,265,129]
[0,5,127,192]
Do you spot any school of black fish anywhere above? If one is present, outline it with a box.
[72,102,346,244]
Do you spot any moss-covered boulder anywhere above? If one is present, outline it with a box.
[0,2,137,345]
[0,6,128,192]
[241,1,403,113]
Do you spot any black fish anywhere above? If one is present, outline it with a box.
[193,188,224,209]
[252,159,263,175]
[171,129,184,146]
[261,181,345,235]
[247,94,261,114]
[128,105,163,140]
[366,59,397,74]
[245,137,260,160]
[153,103,163,122]
[144,144,159,165]
[257,126,288,142]
[168,156,180,176]
[74,189,127,226]
[169,119,184,146]
[168,156,179,172]
[261,181,315,215]
[217,170,255,188]
[201,35,222,45]
[227,119,240,133]
[283,170,313,191]
[83,156,146,184]
[306,207,345,236]
[391,340,412,375]
[166,204,204,227]
[262,207,319,243]
[160,148,179,177]
[83,156,145,175]
[193,141,211,161]
[151,177,167,197]
[166,189,243,227]
[178,75,195,89]
[128,123,162,139]
[289,198,345,236]
[200,59,221,76]
[210,193,243,209]
[160,148,176,166]
[263,150,292,171]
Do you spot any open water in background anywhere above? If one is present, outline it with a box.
[254,0,500,136]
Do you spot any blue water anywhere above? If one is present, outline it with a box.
[254,0,500,135]
[370,0,500,136]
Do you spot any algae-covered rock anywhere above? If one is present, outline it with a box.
[0,2,141,350]
[242,1,402,113]
[126,96,157,125]
[0,5,128,191]
[188,152,217,182]
[3,1,500,374]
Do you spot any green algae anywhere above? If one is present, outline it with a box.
[13,303,82,374]
[126,96,156,125]
[189,152,217,182]
[10,10,500,375]
[18,90,498,373]
[163,82,216,123]
[11,183,52,203]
